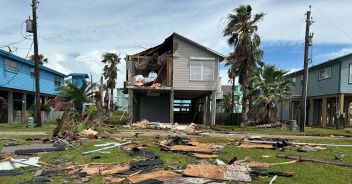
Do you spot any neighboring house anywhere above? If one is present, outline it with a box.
[116,88,128,110]
[280,53,352,127]
[218,85,243,113]
[67,73,89,87]
[0,49,65,123]
[125,33,224,125]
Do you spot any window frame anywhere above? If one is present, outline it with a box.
[318,67,332,80]
[349,64,352,84]
[4,59,17,73]
[54,77,62,87]
[189,57,215,81]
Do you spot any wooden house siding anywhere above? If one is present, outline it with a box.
[172,36,219,91]
[0,54,65,95]
[340,57,352,93]
[290,62,340,97]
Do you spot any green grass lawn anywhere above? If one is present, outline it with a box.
[216,125,352,137]
[0,128,352,183]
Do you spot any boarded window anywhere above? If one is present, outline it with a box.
[319,67,331,80]
[54,77,61,87]
[4,59,17,72]
[190,58,215,81]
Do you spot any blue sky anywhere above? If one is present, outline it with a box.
[1,0,352,87]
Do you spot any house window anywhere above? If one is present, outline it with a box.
[30,68,35,77]
[292,77,296,83]
[54,77,62,87]
[349,64,352,84]
[4,59,17,72]
[319,67,331,80]
[190,58,215,81]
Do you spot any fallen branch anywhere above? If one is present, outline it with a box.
[277,154,352,167]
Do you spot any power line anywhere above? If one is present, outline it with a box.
[312,5,352,42]
[0,21,32,49]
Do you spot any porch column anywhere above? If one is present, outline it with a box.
[22,93,27,124]
[308,98,313,126]
[169,90,174,124]
[288,99,292,120]
[210,91,216,127]
[339,94,345,115]
[202,96,208,125]
[128,89,134,122]
[7,91,13,123]
[322,96,327,127]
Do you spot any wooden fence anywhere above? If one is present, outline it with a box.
[216,113,241,125]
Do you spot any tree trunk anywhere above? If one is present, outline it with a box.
[266,104,270,124]
[231,77,235,113]
[110,88,114,111]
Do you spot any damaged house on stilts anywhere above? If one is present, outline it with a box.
[125,33,224,126]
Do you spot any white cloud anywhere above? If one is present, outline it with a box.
[2,0,352,90]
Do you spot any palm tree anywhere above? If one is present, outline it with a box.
[224,5,265,127]
[57,81,95,116]
[29,54,48,65]
[250,65,291,124]
[101,52,120,111]
[221,93,234,113]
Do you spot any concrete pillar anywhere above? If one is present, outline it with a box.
[7,91,13,123]
[322,97,327,127]
[44,96,48,104]
[22,93,27,124]
[308,98,313,126]
[210,91,216,127]
[202,97,208,125]
[169,90,174,124]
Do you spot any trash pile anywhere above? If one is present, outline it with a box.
[159,136,222,159]
[131,119,203,134]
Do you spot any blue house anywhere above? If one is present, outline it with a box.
[280,53,352,127]
[0,49,66,123]
[67,73,89,87]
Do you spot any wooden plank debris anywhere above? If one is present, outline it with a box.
[277,154,352,167]
[128,170,180,183]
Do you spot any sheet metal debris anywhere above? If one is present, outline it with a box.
[0,157,40,170]
[82,141,131,155]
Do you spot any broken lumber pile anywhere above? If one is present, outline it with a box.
[159,136,220,158]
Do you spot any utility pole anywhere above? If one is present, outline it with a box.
[300,6,314,132]
[32,0,41,127]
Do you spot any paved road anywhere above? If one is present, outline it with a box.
[114,128,352,140]
[0,131,49,136]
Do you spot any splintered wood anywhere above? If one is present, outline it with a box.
[183,164,252,182]
[238,143,274,149]
[128,170,180,183]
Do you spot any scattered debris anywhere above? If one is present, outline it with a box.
[79,128,98,139]
[255,122,284,128]
[132,119,151,129]
[238,143,274,149]
[191,153,219,159]
[269,175,278,184]
[183,163,252,182]
[127,170,180,183]
[297,145,327,152]
[1,144,65,155]
[0,157,40,170]
[82,141,131,155]
[277,154,352,167]
[251,168,294,177]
